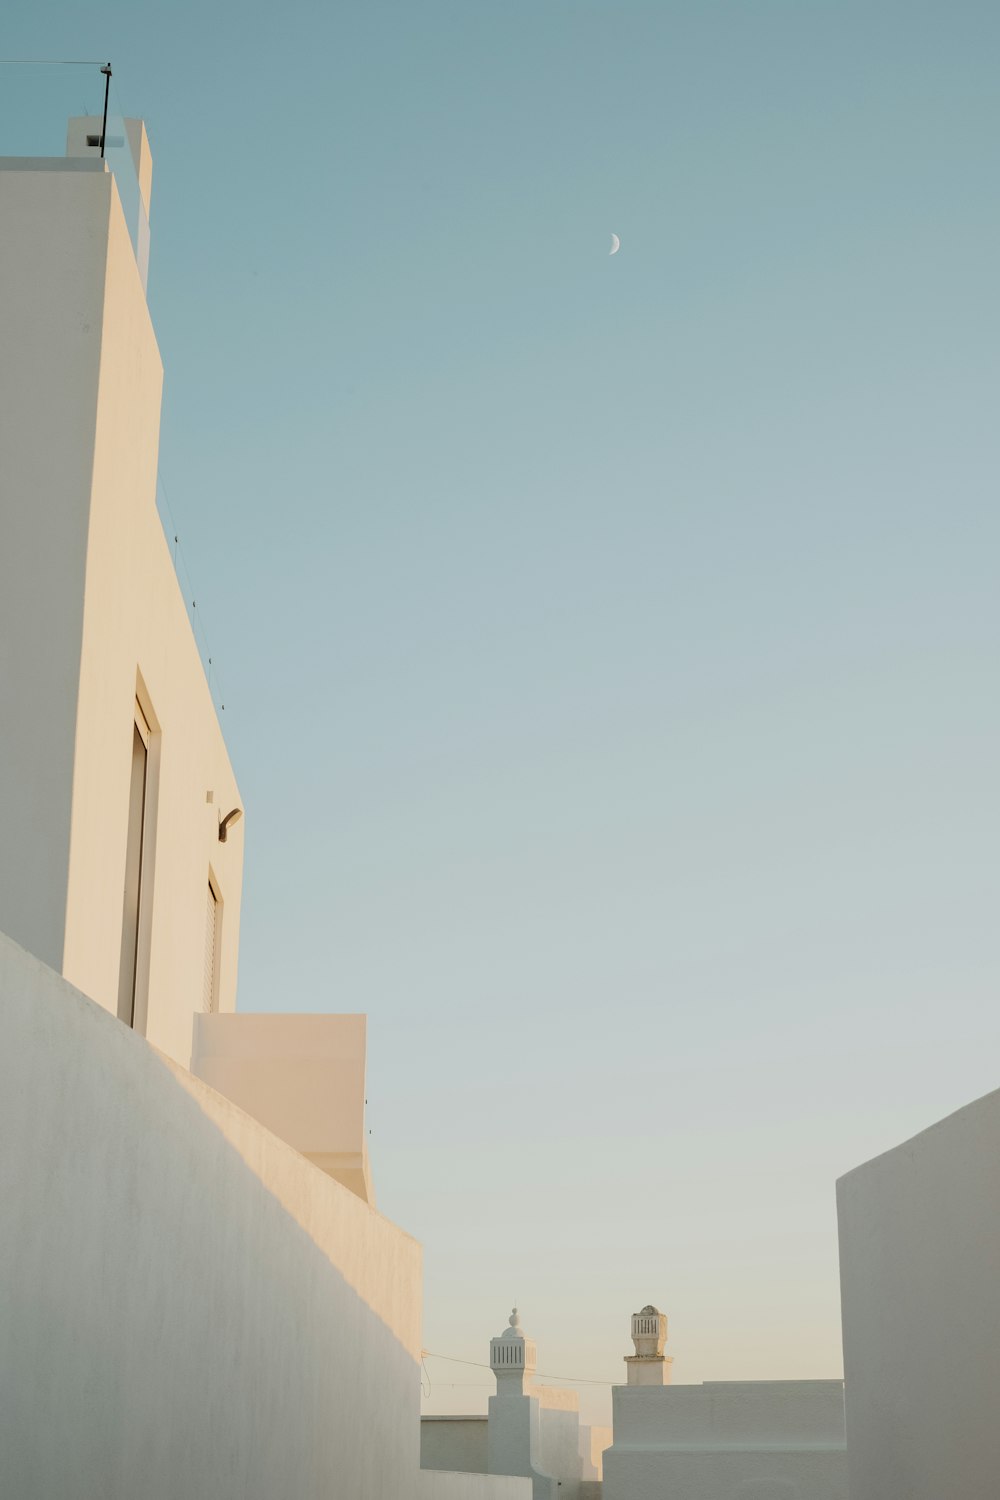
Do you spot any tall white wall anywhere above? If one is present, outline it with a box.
[422,1417,490,1474]
[0,162,106,970]
[603,1381,847,1500]
[535,1388,584,1499]
[488,1393,556,1500]
[579,1424,611,1481]
[418,1472,531,1500]
[0,931,421,1500]
[0,152,244,1066]
[837,1087,1000,1500]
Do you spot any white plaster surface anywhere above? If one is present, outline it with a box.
[423,1399,601,1495]
[535,1393,584,1496]
[603,1381,847,1500]
[422,1417,490,1475]
[64,155,243,1057]
[192,1011,374,1201]
[488,1390,547,1493]
[0,152,243,1066]
[418,1472,531,1500]
[579,1424,611,1480]
[837,1086,1000,1500]
[0,164,103,973]
[0,931,422,1500]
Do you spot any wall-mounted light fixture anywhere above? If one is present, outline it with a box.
[218,808,243,843]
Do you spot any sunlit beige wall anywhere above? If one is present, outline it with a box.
[192,1012,374,1203]
[0,930,422,1499]
[0,152,243,1065]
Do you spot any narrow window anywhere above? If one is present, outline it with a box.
[117,704,150,1026]
[203,879,220,1013]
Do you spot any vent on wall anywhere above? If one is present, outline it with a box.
[492,1345,524,1366]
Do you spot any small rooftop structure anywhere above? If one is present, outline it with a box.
[489,1307,537,1397]
[625,1303,673,1387]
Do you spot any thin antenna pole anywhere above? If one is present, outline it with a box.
[99,63,111,158]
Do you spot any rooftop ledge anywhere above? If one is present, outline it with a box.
[0,156,106,170]
[609,1443,848,1454]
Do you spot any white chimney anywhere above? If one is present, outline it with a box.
[490,1307,537,1397]
[625,1304,673,1387]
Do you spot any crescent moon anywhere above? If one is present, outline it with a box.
[609,233,621,255]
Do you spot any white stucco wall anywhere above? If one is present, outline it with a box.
[0,930,421,1500]
[487,1392,560,1500]
[192,1012,373,1201]
[579,1423,611,1480]
[536,1387,584,1498]
[418,1472,531,1500]
[422,1417,491,1474]
[422,1394,597,1496]
[603,1381,847,1500]
[837,1086,1000,1500]
[0,151,243,1066]
[422,1376,593,1497]
[0,163,104,971]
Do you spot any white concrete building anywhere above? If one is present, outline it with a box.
[838,1086,1000,1500]
[0,111,377,1203]
[0,109,528,1500]
[422,1309,610,1499]
[602,1307,848,1500]
[0,932,423,1498]
[0,115,242,1068]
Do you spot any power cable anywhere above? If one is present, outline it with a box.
[422,1351,616,1387]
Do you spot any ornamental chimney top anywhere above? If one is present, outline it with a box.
[625,1303,673,1387]
[490,1307,537,1396]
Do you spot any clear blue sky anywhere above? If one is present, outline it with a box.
[6,0,1000,1424]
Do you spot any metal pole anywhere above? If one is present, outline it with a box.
[99,63,111,158]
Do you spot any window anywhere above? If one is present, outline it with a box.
[203,879,220,1013]
[117,703,150,1027]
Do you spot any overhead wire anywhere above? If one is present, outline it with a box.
[421,1351,616,1388]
